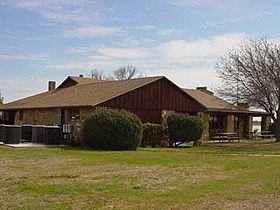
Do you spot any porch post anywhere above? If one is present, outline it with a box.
[225,114,235,133]
[198,112,209,141]
[261,116,271,131]
[14,111,20,125]
[247,116,253,139]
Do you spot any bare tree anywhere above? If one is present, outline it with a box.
[0,90,3,104]
[216,38,280,142]
[90,69,106,80]
[113,65,141,80]
[90,69,114,80]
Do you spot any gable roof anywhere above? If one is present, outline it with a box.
[183,89,238,111]
[0,76,164,110]
[183,88,268,115]
[57,76,106,89]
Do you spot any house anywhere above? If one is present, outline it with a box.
[0,75,270,141]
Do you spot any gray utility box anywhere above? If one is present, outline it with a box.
[3,125,21,144]
[21,125,33,141]
[32,126,45,143]
[44,126,61,145]
[62,124,73,145]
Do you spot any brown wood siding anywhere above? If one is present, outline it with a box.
[99,78,205,123]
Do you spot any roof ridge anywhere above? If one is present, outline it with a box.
[70,76,102,80]
[74,76,165,87]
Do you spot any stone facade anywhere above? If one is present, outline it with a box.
[161,110,175,129]
[13,106,97,126]
[198,112,209,141]
[247,116,253,138]
[225,114,235,133]
[261,116,271,131]
[80,107,96,121]
[15,108,60,125]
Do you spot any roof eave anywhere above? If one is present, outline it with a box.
[205,108,269,116]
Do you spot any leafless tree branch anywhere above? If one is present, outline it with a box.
[113,65,141,80]
[90,69,114,80]
[216,38,280,141]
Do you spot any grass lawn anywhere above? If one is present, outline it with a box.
[0,140,280,210]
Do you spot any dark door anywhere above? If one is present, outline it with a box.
[60,109,65,125]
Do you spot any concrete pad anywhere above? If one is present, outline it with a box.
[0,142,46,147]
[0,142,68,148]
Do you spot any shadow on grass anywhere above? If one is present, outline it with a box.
[202,140,280,154]
[52,144,194,153]
[48,140,280,154]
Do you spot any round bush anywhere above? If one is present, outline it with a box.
[167,114,204,144]
[82,109,143,150]
[141,123,163,147]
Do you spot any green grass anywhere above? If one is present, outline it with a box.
[0,140,280,209]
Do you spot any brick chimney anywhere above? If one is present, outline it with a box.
[48,81,56,91]
[196,87,214,95]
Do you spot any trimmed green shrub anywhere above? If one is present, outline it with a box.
[141,123,163,147]
[82,109,143,150]
[167,114,203,145]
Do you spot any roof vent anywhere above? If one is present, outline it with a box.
[79,74,84,78]
[48,81,56,91]
[196,87,214,95]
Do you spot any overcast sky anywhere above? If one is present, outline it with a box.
[0,0,279,102]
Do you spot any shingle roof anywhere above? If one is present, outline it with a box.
[183,88,268,115]
[70,76,105,84]
[57,76,106,89]
[0,76,164,110]
[183,89,238,111]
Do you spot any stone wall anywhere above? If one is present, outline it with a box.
[15,108,60,125]
[161,110,175,129]
[80,107,96,121]
[13,107,97,144]
[247,116,253,138]
[261,116,271,131]
[225,114,235,133]
[68,107,96,143]
[14,106,97,126]
[198,112,209,141]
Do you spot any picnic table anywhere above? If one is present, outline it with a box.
[254,131,275,140]
[211,132,241,143]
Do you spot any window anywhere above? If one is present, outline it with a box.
[68,108,80,120]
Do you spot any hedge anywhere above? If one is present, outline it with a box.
[82,109,143,150]
[167,113,203,145]
[141,123,163,147]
